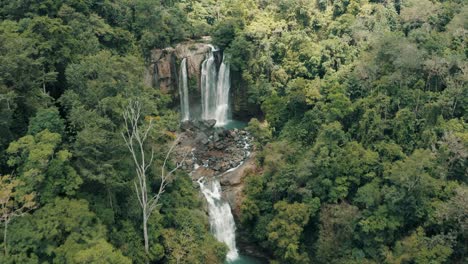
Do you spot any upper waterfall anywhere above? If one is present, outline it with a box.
[200,46,231,126]
[215,54,231,126]
[178,58,190,121]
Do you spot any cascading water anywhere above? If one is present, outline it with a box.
[198,177,239,262]
[215,55,231,126]
[201,46,218,121]
[200,46,231,126]
[178,58,190,121]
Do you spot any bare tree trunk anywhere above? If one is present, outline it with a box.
[122,101,187,257]
[4,220,8,256]
[143,212,149,253]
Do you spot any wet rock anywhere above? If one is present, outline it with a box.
[213,132,220,142]
[203,119,217,128]
[194,131,209,144]
[146,41,213,92]
[174,119,254,184]
[180,120,195,131]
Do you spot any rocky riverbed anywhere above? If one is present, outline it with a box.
[174,119,253,177]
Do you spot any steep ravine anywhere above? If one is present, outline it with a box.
[172,120,267,262]
[154,38,266,262]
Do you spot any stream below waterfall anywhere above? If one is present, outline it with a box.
[197,176,265,264]
[198,177,239,261]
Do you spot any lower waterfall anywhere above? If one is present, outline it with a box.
[197,177,239,262]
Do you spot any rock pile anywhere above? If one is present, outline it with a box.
[174,120,253,176]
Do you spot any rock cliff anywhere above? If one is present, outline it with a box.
[144,40,213,92]
[144,39,255,121]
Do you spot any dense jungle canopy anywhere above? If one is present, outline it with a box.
[0,0,467,263]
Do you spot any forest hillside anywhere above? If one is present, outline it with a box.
[0,0,466,264]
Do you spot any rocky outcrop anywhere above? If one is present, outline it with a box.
[144,39,214,92]
[174,120,253,175]
[173,120,258,221]
[220,154,257,216]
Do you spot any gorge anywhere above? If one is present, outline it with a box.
[172,44,256,263]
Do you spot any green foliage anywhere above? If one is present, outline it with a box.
[384,227,454,264]
[6,129,81,203]
[27,107,65,135]
[4,198,125,263]
[246,118,273,148]
[162,208,227,264]
[267,201,311,263]
[236,0,467,262]
[71,239,132,264]
[212,18,241,49]
[0,0,467,263]
[316,203,360,264]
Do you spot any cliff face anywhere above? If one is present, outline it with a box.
[144,39,255,120]
[144,41,212,92]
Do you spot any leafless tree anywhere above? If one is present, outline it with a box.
[122,101,186,255]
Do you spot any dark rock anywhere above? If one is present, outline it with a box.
[180,120,194,131]
[174,125,254,184]
[203,119,217,128]
[185,159,194,167]
[195,132,209,145]
[215,142,225,150]
[192,120,204,130]
[213,133,220,142]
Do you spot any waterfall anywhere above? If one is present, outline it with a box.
[201,46,218,121]
[178,58,190,121]
[198,177,239,261]
[215,55,231,126]
[200,46,231,126]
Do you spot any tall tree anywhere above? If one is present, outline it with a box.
[121,101,185,256]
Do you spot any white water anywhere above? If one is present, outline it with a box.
[198,177,239,261]
[201,46,218,121]
[215,55,231,126]
[178,58,190,121]
[200,46,231,126]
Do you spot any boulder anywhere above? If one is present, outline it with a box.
[194,131,209,144]
[180,120,195,131]
[203,119,217,128]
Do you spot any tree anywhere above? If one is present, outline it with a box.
[6,129,82,203]
[246,118,272,149]
[71,239,132,264]
[316,203,361,264]
[27,106,65,135]
[121,101,185,255]
[384,227,453,264]
[5,197,125,263]
[0,175,36,256]
[267,201,311,263]
[162,208,227,264]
